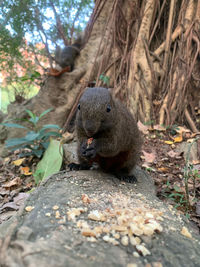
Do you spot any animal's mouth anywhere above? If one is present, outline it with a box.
[85,130,95,138]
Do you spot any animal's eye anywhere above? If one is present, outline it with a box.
[106,104,111,112]
[78,104,80,110]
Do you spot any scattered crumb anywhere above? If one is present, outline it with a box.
[133,251,140,258]
[88,210,106,221]
[102,235,119,245]
[121,235,129,246]
[136,244,151,256]
[87,236,97,242]
[52,205,59,210]
[67,193,164,257]
[82,228,97,237]
[58,216,66,224]
[82,194,91,204]
[55,210,61,219]
[181,226,192,238]
[67,208,86,221]
[25,206,34,212]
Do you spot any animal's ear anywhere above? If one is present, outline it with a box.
[107,88,115,101]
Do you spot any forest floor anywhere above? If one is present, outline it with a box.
[0,123,200,233]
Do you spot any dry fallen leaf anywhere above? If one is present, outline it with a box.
[4,157,10,163]
[1,202,19,211]
[164,141,174,145]
[173,134,183,143]
[153,125,166,131]
[157,167,170,173]
[137,121,149,134]
[176,126,190,134]
[167,150,180,158]
[12,158,25,166]
[2,177,22,189]
[142,150,156,164]
[20,166,32,175]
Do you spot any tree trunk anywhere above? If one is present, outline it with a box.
[1,0,200,142]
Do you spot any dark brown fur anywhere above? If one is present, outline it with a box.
[55,36,83,71]
[71,87,142,182]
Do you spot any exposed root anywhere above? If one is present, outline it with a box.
[64,0,200,132]
[185,108,198,133]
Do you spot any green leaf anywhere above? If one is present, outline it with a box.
[29,117,39,125]
[38,108,53,120]
[33,169,45,185]
[173,184,182,192]
[37,131,61,140]
[0,123,28,129]
[33,139,63,185]
[25,131,39,141]
[25,109,35,119]
[41,124,61,130]
[5,137,29,147]
[32,149,44,158]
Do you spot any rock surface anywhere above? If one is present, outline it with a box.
[0,168,200,267]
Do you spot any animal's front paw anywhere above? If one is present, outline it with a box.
[115,173,137,183]
[68,162,81,171]
[80,139,97,158]
[68,162,91,171]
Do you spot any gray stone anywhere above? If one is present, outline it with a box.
[0,168,200,267]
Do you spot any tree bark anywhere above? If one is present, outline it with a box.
[1,0,200,142]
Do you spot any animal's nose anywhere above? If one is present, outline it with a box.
[84,121,96,137]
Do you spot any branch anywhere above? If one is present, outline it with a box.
[70,1,84,43]
[35,7,53,68]
[49,1,68,45]
[29,45,47,71]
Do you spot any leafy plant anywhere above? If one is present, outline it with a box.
[166,124,180,135]
[183,137,200,211]
[99,73,110,86]
[163,181,187,210]
[143,120,155,126]
[1,109,62,158]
